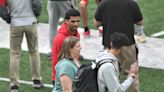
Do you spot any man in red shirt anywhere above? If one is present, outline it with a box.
[51,9,80,85]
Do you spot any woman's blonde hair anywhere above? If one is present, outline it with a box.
[59,36,79,60]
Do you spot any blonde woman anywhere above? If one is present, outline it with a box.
[53,36,81,92]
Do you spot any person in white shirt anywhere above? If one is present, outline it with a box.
[96,32,138,92]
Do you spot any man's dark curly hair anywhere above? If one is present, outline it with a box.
[65,9,80,20]
[107,32,130,49]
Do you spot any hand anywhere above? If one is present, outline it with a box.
[129,62,138,76]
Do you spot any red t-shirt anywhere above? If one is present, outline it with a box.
[0,0,7,6]
[51,22,80,80]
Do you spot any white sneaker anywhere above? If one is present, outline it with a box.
[33,80,44,89]
[136,35,146,43]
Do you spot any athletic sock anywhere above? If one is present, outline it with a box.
[84,27,89,32]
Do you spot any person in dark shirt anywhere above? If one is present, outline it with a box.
[94,0,143,91]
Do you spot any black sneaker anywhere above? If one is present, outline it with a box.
[33,80,44,89]
[10,85,19,92]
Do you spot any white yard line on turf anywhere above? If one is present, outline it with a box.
[150,31,164,37]
[0,77,53,88]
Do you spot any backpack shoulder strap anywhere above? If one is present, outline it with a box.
[96,59,118,73]
[96,59,114,69]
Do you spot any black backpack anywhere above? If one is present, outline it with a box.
[73,59,113,92]
[31,0,42,17]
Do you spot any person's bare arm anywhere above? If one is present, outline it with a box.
[94,18,102,27]
[60,75,73,92]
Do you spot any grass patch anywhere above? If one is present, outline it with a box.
[139,67,164,92]
[0,48,164,91]
[137,0,164,36]
[0,48,51,84]
[38,0,48,23]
